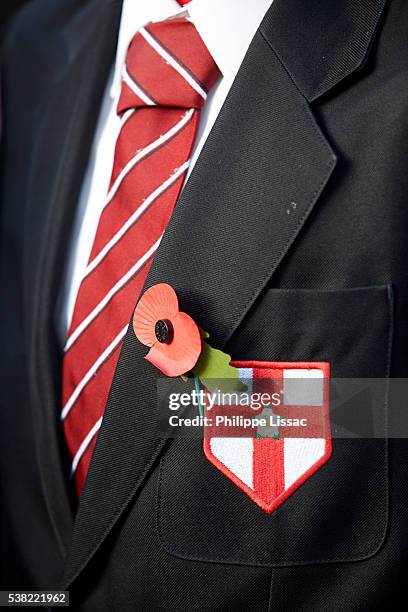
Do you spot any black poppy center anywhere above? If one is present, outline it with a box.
[155,319,173,344]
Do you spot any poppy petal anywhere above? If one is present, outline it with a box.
[133,283,179,347]
[145,311,202,376]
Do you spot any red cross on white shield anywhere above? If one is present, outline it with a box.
[203,361,331,513]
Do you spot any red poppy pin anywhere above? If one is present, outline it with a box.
[132,283,201,377]
[133,283,244,391]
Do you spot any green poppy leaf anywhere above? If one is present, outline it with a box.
[193,341,246,393]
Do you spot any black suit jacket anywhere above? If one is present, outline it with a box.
[1,0,407,609]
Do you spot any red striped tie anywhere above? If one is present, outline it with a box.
[61,16,221,496]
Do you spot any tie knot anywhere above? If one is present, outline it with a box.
[118,18,221,113]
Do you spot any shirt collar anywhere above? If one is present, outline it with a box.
[110,0,273,99]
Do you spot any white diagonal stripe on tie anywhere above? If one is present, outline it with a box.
[122,65,157,106]
[65,236,162,351]
[83,161,189,279]
[105,109,194,206]
[139,27,207,100]
[61,325,128,420]
[70,417,103,477]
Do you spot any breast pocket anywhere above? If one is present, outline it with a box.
[157,286,392,566]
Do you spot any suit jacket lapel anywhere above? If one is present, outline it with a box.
[63,0,387,587]
[25,0,122,556]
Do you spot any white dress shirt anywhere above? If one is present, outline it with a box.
[56,0,273,343]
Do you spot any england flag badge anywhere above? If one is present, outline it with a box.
[203,361,331,513]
